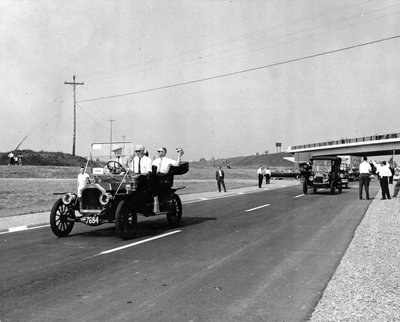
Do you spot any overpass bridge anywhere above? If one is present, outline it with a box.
[287,132,400,162]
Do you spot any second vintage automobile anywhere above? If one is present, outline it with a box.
[50,142,188,239]
[301,156,343,195]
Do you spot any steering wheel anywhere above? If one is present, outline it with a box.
[107,161,124,174]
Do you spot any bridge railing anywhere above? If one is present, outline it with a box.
[289,132,400,151]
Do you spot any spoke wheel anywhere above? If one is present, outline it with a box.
[167,194,182,228]
[50,198,75,237]
[115,200,137,240]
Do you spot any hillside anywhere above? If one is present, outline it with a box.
[0,149,87,166]
[191,152,296,170]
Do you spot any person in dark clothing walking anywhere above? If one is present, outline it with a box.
[216,166,226,192]
[257,166,264,188]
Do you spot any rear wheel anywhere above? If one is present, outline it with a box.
[167,194,182,228]
[50,198,75,237]
[338,183,342,194]
[115,200,137,240]
[313,187,318,193]
[330,181,335,195]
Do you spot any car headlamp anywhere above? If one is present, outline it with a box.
[62,193,76,205]
[309,176,314,181]
[340,173,344,178]
[99,193,112,206]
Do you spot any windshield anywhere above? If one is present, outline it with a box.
[90,142,134,175]
[312,160,332,174]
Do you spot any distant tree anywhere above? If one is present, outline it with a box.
[264,150,269,154]
[199,157,206,162]
[256,152,259,156]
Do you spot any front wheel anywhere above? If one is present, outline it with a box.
[115,200,138,240]
[167,194,182,228]
[338,183,342,194]
[50,198,75,237]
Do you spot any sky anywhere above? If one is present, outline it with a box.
[1,0,400,162]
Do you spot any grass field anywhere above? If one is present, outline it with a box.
[1,165,284,217]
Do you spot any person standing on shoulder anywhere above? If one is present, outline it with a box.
[373,160,392,200]
[264,166,271,184]
[77,166,90,198]
[392,178,400,198]
[216,166,227,192]
[359,156,372,200]
[257,166,264,188]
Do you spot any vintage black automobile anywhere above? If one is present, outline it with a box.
[301,156,343,195]
[50,142,188,239]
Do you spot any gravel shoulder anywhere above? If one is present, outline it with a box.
[310,195,400,321]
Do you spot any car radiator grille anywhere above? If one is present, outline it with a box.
[81,188,102,211]
[314,177,323,184]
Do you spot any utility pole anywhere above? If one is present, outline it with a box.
[109,119,115,158]
[65,75,84,156]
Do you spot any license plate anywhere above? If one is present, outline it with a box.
[84,216,99,226]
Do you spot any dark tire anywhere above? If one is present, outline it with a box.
[167,194,182,228]
[313,187,318,193]
[115,200,137,240]
[338,184,342,194]
[50,198,75,237]
[330,181,335,195]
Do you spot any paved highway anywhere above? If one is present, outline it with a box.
[0,182,377,321]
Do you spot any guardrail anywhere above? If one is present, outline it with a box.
[288,132,399,151]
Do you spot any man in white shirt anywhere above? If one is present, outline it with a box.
[359,156,372,200]
[152,147,184,174]
[130,145,152,175]
[264,166,272,184]
[77,166,90,197]
[373,160,392,200]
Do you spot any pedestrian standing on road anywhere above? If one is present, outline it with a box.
[359,156,372,200]
[389,164,395,184]
[264,166,271,184]
[77,166,90,198]
[373,160,392,200]
[257,165,264,188]
[392,179,400,198]
[216,166,227,192]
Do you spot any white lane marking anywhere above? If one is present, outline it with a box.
[200,198,209,200]
[9,226,28,232]
[294,194,305,198]
[245,204,270,212]
[0,224,50,235]
[100,230,181,255]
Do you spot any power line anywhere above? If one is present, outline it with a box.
[79,35,400,103]
[81,0,372,82]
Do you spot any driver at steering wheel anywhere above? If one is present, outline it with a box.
[130,144,152,175]
[128,145,152,191]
